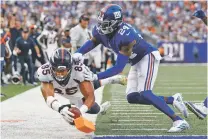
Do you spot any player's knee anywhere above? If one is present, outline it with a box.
[87,102,100,114]
[93,80,101,90]
[140,90,152,99]
[127,92,140,104]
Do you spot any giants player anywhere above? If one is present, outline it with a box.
[37,21,58,61]
[74,4,189,132]
[37,48,125,124]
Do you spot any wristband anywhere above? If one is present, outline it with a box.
[46,96,61,112]
[80,105,88,114]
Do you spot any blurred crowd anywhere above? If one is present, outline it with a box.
[0,1,207,86]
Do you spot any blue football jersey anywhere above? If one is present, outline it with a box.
[92,23,157,65]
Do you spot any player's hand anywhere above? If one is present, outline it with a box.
[59,104,75,124]
[37,53,41,58]
[193,10,206,19]
[84,66,98,81]
[72,53,84,64]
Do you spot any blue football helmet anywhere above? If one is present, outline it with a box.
[97,4,123,35]
[49,48,72,85]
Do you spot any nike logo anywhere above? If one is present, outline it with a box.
[126,32,130,36]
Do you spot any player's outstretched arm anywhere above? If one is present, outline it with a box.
[79,81,95,114]
[95,40,136,80]
[76,37,99,55]
[41,82,75,123]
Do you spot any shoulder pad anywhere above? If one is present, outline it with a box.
[37,63,53,82]
[71,63,86,83]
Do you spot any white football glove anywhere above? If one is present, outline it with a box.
[58,104,75,124]
[72,53,84,64]
[84,66,98,81]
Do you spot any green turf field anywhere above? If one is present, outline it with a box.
[96,65,207,135]
[0,84,38,102]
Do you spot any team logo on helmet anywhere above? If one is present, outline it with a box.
[114,11,121,19]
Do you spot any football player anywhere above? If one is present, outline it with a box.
[37,48,126,124]
[185,10,207,120]
[37,21,58,61]
[74,4,189,132]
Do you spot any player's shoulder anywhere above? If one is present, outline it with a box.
[71,62,86,83]
[117,23,141,44]
[37,63,53,82]
[92,25,101,38]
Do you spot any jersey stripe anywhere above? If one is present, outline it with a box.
[149,54,155,90]
[146,54,153,90]
[144,54,150,90]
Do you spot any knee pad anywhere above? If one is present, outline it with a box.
[87,102,100,114]
[93,80,101,90]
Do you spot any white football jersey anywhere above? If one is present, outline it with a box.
[37,62,87,106]
[41,29,58,46]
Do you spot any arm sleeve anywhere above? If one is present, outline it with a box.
[97,53,129,79]
[76,39,96,54]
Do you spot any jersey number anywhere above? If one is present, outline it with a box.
[118,25,130,35]
[54,87,78,95]
[42,64,50,75]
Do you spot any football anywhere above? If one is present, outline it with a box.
[69,107,82,119]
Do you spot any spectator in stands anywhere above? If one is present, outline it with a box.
[14,27,40,85]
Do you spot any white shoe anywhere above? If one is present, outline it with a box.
[168,120,190,132]
[185,102,207,119]
[172,93,189,118]
[100,101,111,115]
[110,75,127,85]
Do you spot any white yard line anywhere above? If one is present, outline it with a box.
[112,113,194,115]
[110,115,157,118]
[118,120,156,122]
[111,110,153,112]
[111,100,202,103]
[110,123,163,126]
[111,128,167,131]
[0,86,104,139]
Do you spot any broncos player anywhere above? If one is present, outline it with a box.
[74,4,189,132]
[37,21,58,61]
[37,48,126,125]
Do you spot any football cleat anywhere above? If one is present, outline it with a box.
[168,120,190,132]
[185,102,207,119]
[172,93,189,118]
[110,75,127,85]
[100,101,111,115]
